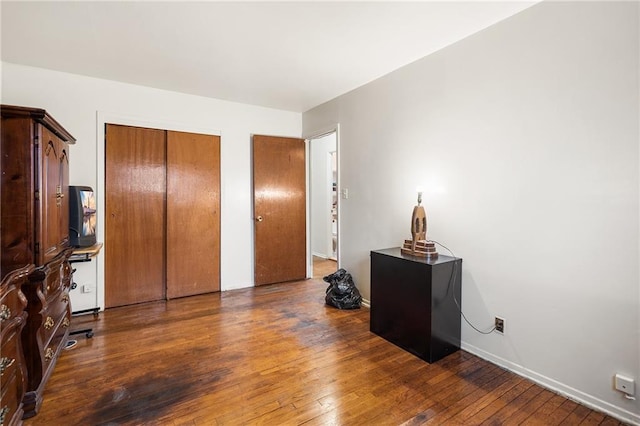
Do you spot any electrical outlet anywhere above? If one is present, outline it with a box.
[495,317,504,334]
[615,374,635,395]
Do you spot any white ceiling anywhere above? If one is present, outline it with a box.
[1,1,536,113]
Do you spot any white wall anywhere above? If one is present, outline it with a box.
[1,62,301,309]
[304,1,639,423]
[311,133,336,258]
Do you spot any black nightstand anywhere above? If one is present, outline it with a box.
[370,247,462,363]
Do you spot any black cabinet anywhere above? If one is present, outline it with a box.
[370,248,462,363]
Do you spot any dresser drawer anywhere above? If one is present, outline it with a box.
[0,284,25,326]
[0,368,19,426]
[40,262,63,302]
[38,294,70,349]
[61,258,72,290]
[0,265,30,425]
[43,324,67,366]
[43,290,70,328]
[0,328,21,387]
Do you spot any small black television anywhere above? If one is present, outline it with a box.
[69,185,97,247]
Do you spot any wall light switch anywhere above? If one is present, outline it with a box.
[341,188,349,199]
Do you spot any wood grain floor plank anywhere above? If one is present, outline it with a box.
[545,398,582,424]
[563,404,596,424]
[600,417,625,426]
[503,388,555,424]
[421,367,511,424]
[22,278,627,425]
[479,383,543,424]
[579,410,607,425]
[521,392,568,424]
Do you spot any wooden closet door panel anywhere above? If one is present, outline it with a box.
[38,125,64,265]
[105,124,166,308]
[1,117,35,277]
[166,131,220,298]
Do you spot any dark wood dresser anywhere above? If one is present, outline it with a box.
[370,248,462,363]
[1,105,76,419]
[0,265,33,426]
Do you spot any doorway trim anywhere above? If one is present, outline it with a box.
[95,111,221,310]
[305,124,341,278]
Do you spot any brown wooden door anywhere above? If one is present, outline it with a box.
[253,135,306,285]
[105,124,166,308]
[166,131,220,298]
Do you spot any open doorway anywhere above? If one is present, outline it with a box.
[309,131,338,279]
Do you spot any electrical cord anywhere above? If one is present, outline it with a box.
[427,239,497,335]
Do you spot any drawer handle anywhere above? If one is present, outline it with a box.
[0,406,9,425]
[0,304,10,321]
[45,347,54,362]
[44,316,55,330]
[62,318,70,328]
[0,357,15,376]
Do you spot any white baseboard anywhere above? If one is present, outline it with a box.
[361,298,371,308]
[461,342,640,425]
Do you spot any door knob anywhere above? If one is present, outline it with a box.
[256,216,263,222]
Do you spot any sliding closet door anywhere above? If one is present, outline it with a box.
[105,124,166,308]
[166,131,220,298]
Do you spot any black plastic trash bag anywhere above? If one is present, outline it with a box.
[323,268,362,309]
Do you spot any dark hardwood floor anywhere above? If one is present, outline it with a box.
[25,277,625,425]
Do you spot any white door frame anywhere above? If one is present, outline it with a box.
[304,124,340,278]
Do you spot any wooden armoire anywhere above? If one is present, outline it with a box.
[1,105,76,420]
